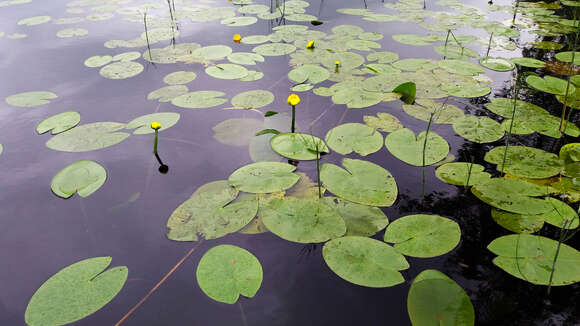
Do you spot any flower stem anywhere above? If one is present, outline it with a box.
[291,105,296,133]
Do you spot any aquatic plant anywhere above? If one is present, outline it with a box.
[151,121,161,155]
[287,93,300,133]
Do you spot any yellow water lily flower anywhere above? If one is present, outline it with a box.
[306,40,315,49]
[151,121,162,130]
[287,94,300,106]
[233,34,242,43]
[334,60,341,66]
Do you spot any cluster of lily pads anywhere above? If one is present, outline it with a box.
[4,0,580,325]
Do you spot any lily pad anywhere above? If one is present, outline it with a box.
[56,28,88,38]
[288,64,329,84]
[441,81,491,98]
[253,43,297,56]
[126,112,180,135]
[51,160,107,198]
[221,16,258,26]
[148,85,189,102]
[36,111,81,135]
[510,57,546,68]
[261,197,346,243]
[205,64,249,80]
[488,234,580,285]
[25,257,127,326]
[433,45,479,60]
[452,115,504,143]
[323,197,389,237]
[84,55,113,68]
[213,118,263,147]
[227,52,265,65]
[228,162,300,193]
[166,180,258,241]
[332,87,383,109]
[320,158,397,207]
[99,61,144,79]
[18,15,51,26]
[270,133,329,160]
[192,45,233,60]
[196,245,262,304]
[366,51,399,64]
[526,75,575,96]
[402,99,464,124]
[385,128,449,166]
[393,58,437,71]
[491,208,545,234]
[231,90,274,109]
[384,214,461,258]
[555,51,580,65]
[435,162,491,186]
[438,59,485,76]
[6,91,57,107]
[163,71,197,85]
[479,56,515,71]
[531,41,563,50]
[325,123,383,156]
[172,91,227,109]
[323,236,409,287]
[46,122,130,152]
[363,112,403,132]
[484,146,563,179]
[471,178,554,215]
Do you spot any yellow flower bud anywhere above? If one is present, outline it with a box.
[287,94,300,106]
[233,34,242,43]
[306,40,315,49]
[151,121,162,130]
[335,61,340,66]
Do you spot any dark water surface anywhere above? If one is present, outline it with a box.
[0,0,579,325]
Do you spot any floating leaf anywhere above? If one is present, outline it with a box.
[84,55,113,68]
[471,178,554,215]
[147,85,188,102]
[56,28,88,38]
[510,57,546,68]
[221,16,258,26]
[433,45,479,60]
[192,45,233,60]
[332,87,384,108]
[36,111,80,135]
[484,146,563,179]
[325,123,383,156]
[270,133,329,160]
[99,61,144,79]
[261,197,346,243]
[253,43,297,56]
[488,234,580,285]
[112,52,140,62]
[196,245,262,304]
[46,122,130,152]
[50,160,107,198]
[537,197,579,229]
[479,56,515,71]
[213,118,263,147]
[25,257,127,326]
[393,58,437,71]
[172,91,227,109]
[228,162,300,193]
[491,208,545,234]
[323,197,389,237]
[392,33,440,46]
[126,112,180,135]
[526,75,574,95]
[555,51,580,65]
[402,99,464,124]
[231,90,274,109]
[531,41,563,50]
[163,71,197,85]
[205,64,249,80]
[6,91,57,107]
[166,180,258,241]
[347,39,381,51]
[367,51,399,64]
[288,64,329,84]
[227,52,265,65]
[18,15,51,26]
[323,236,409,287]
[435,162,491,186]
[385,128,449,166]
[363,112,403,132]
[320,158,397,207]
[438,59,485,76]
[407,270,475,326]
[452,115,504,143]
[385,214,461,258]
[441,81,491,98]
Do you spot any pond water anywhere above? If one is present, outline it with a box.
[1,0,580,325]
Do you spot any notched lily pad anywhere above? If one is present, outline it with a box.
[46,122,130,152]
[36,111,81,135]
[126,112,180,134]
[6,91,57,107]
[325,123,383,156]
[385,128,449,166]
[270,133,329,160]
[228,162,300,193]
[51,160,107,198]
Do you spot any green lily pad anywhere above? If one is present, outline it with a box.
[227,52,265,65]
[163,71,197,85]
[538,197,580,229]
[384,214,461,258]
[441,81,491,98]
[228,162,300,193]
[221,16,258,26]
[438,59,485,76]
[56,28,88,38]
[205,64,249,80]
[323,197,389,237]
[46,122,130,152]
[6,91,57,107]
[325,123,383,156]
[25,257,127,326]
[479,56,515,71]
[393,58,437,71]
[126,112,180,135]
[323,236,409,287]
[172,91,227,109]
[366,51,399,63]
[347,39,381,51]
[99,61,144,79]
[530,41,563,50]
[50,160,107,198]
[491,208,545,234]
[363,112,403,132]
[18,15,51,26]
[407,270,475,326]
[471,178,554,215]
[261,197,346,243]
[488,234,580,285]
[231,90,274,109]
[320,158,398,207]
[435,162,491,186]
[36,111,81,135]
[241,35,270,44]
[192,45,232,60]
[433,45,479,60]
[332,87,383,109]
[84,55,113,68]
[402,99,464,124]
[213,118,263,147]
[253,43,297,56]
[166,180,258,241]
[291,83,313,92]
[288,64,329,84]
[147,85,189,102]
[111,51,140,62]
[510,57,546,68]
[526,75,575,95]
[196,245,262,304]
[555,51,580,65]
[484,146,563,179]
[452,115,504,143]
[392,33,440,46]
[270,133,329,160]
[385,128,449,166]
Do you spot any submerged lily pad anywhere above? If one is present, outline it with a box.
[25,257,127,326]
[270,133,329,160]
[126,112,180,134]
[172,91,227,109]
[452,115,504,143]
[526,75,575,95]
[363,112,403,132]
[484,146,563,179]
[385,214,461,258]
[325,123,383,156]
[323,197,389,237]
[407,270,475,326]
[228,162,300,193]
[471,178,554,215]
[213,118,263,147]
[163,71,197,85]
[46,122,130,152]
[320,158,397,207]
[479,57,515,71]
[99,61,144,79]
[51,160,107,198]
[196,245,262,304]
[36,111,80,135]
[385,128,449,166]
[231,90,274,109]
[166,180,258,241]
[488,234,580,285]
[323,236,409,287]
[6,91,57,107]
[261,197,346,243]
